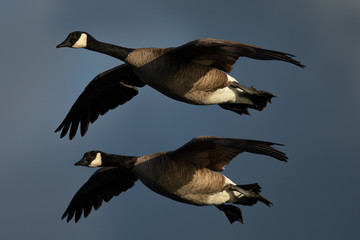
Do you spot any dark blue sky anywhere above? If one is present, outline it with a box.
[1,0,359,239]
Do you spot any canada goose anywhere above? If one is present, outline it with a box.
[62,136,287,224]
[55,31,304,139]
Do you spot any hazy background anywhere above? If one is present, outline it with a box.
[1,0,359,239]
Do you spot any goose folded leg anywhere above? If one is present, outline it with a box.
[216,204,244,224]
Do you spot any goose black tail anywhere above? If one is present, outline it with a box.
[219,82,275,115]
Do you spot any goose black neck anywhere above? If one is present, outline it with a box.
[86,37,134,61]
[102,153,137,168]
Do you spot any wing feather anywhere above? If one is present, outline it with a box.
[169,38,304,72]
[169,136,287,171]
[55,64,145,139]
[62,167,138,223]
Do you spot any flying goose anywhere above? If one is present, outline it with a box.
[56,31,304,139]
[62,136,288,224]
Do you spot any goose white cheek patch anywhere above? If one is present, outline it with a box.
[72,33,87,48]
[89,152,102,167]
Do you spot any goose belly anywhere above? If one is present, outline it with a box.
[132,63,235,105]
[133,166,191,204]
[133,159,230,206]
[132,67,199,104]
[176,175,235,206]
[131,158,190,203]
[186,86,238,105]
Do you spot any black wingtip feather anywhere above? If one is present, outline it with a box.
[61,126,69,139]
[69,121,79,140]
[80,119,89,137]
[55,64,143,140]
[246,140,288,162]
[54,124,62,133]
[255,48,306,68]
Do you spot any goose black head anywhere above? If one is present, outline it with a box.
[75,151,103,167]
[57,31,91,49]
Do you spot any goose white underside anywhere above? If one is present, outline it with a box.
[205,176,244,205]
[203,74,253,105]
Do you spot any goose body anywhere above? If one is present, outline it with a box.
[62,136,288,223]
[56,32,304,139]
[131,152,230,206]
[127,48,239,105]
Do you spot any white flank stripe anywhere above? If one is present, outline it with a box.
[226,74,239,83]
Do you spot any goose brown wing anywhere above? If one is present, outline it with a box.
[62,167,138,223]
[55,64,145,140]
[169,38,304,72]
[169,136,287,171]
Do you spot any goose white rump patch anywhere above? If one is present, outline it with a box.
[205,177,238,205]
[204,74,244,104]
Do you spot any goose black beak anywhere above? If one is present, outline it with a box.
[74,159,87,166]
[56,40,72,48]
